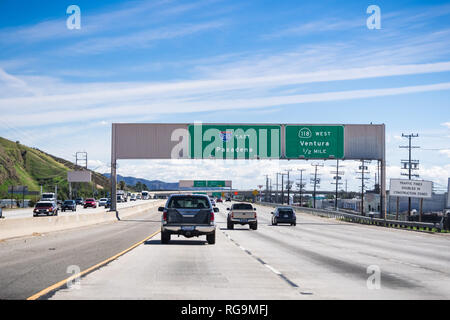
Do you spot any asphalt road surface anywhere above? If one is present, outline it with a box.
[48,201,450,300]
[0,200,164,299]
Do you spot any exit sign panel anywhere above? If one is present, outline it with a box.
[285,125,344,159]
[193,181,207,187]
[188,124,281,159]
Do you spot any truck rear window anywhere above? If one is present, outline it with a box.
[168,196,210,209]
[232,203,253,210]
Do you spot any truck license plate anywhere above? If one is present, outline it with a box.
[182,226,195,231]
[240,219,248,222]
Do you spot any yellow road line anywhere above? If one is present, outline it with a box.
[27,229,161,300]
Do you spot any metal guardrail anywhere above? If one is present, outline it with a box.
[256,201,445,232]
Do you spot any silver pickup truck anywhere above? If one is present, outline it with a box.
[227,203,257,230]
[159,194,219,244]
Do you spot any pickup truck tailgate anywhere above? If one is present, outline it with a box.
[167,208,212,225]
[231,210,256,219]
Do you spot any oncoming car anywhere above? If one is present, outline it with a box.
[159,194,219,245]
[33,201,58,217]
[84,198,97,209]
[98,198,108,207]
[61,200,76,212]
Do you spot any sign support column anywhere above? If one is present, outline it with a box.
[111,124,118,217]
[381,124,387,220]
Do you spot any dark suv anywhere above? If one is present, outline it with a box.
[62,200,77,212]
[271,207,296,226]
[159,194,219,244]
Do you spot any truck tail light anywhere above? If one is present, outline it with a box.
[210,211,215,222]
[163,211,167,221]
[231,212,234,219]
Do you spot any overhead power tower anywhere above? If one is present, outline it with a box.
[400,133,420,216]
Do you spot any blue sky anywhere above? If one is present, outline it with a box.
[0,0,449,191]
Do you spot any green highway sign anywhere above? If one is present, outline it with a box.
[193,180,226,187]
[189,124,281,159]
[207,180,226,187]
[285,125,344,159]
[193,180,207,187]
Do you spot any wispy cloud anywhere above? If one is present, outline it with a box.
[62,20,226,55]
[262,18,363,39]
[0,0,223,46]
[2,61,450,111]
[2,79,450,127]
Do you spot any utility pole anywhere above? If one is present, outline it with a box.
[400,133,420,217]
[285,169,292,205]
[357,160,371,216]
[269,178,272,202]
[281,174,285,205]
[311,163,324,209]
[264,175,269,202]
[276,173,282,204]
[297,169,306,207]
[330,160,344,210]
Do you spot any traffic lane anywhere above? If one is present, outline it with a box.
[50,224,304,300]
[251,203,450,270]
[2,199,156,219]
[217,202,450,299]
[248,203,450,296]
[0,202,163,299]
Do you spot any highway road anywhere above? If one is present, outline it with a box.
[45,201,449,300]
[1,200,150,219]
[0,200,164,299]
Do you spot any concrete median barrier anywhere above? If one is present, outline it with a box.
[0,200,164,241]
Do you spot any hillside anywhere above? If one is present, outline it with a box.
[0,137,110,201]
[103,174,178,190]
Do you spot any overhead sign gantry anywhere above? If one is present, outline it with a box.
[110,123,386,217]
